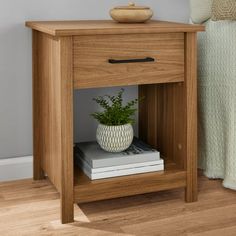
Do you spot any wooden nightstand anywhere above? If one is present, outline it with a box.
[26,20,204,224]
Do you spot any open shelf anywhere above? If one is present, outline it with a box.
[73,159,186,203]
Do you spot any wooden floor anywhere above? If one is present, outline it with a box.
[0,174,236,236]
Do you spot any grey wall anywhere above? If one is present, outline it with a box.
[0,0,190,159]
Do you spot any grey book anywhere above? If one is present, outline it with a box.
[78,157,164,180]
[75,137,160,168]
[76,155,164,174]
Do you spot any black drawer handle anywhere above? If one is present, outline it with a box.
[108,57,155,64]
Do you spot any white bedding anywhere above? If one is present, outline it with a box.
[198,20,236,190]
[190,0,212,23]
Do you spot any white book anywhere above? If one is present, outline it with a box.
[76,155,164,174]
[75,137,160,168]
[81,163,164,180]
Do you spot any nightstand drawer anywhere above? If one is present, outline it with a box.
[73,33,184,89]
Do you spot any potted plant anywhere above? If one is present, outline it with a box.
[91,88,141,152]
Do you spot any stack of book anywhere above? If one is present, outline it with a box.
[74,137,164,180]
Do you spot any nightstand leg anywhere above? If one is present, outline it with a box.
[184,32,198,202]
[60,36,74,224]
[33,157,44,180]
[32,31,75,223]
[32,30,45,180]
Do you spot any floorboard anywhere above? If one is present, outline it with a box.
[0,174,235,236]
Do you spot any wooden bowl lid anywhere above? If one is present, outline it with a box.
[113,2,150,10]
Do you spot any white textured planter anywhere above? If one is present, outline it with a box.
[96,124,133,152]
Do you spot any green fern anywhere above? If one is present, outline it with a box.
[91,89,143,126]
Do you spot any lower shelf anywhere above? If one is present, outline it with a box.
[73,159,186,203]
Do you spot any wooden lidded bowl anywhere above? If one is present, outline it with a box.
[110,2,153,23]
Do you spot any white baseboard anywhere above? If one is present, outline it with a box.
[0,156,33,182]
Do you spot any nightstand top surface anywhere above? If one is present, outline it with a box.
[26,20,205,36]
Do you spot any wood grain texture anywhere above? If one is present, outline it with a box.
[138,84,158,148]
[59,37,74,224]
[73,33,185,89]
[1,175,236,236]
[32,32,61,190]
[184,32,198,202]
[139,83,186,169]
[156,83,186,169]
[138,34,198,203]
[25,20,205,36]
[32,30,45,180]
[74,160,186,203]
[29,20,203,224]
[32,32,74,223]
